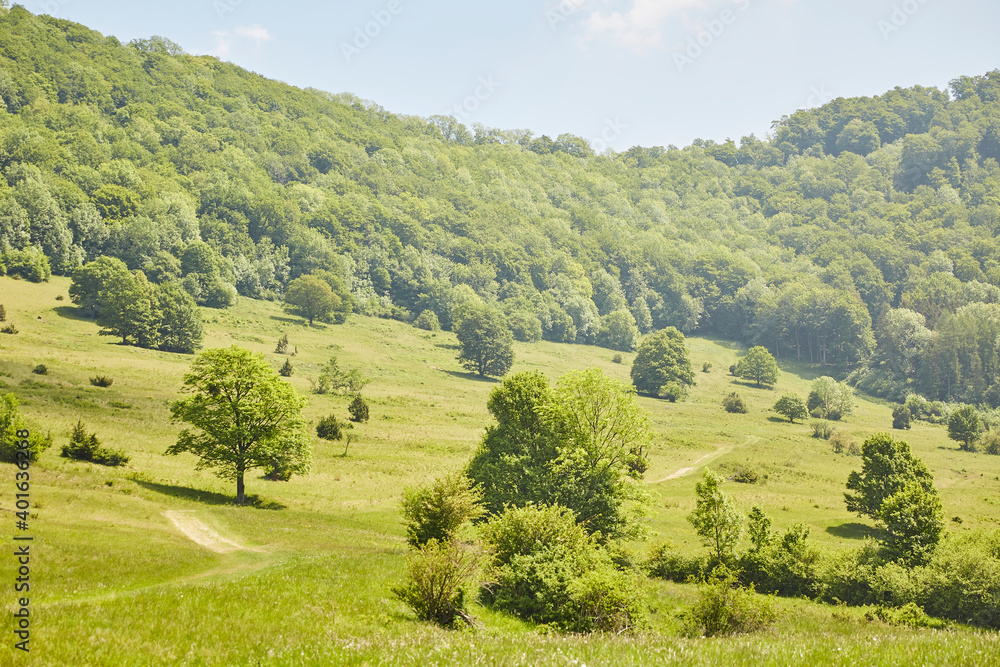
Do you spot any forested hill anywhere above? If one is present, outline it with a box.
[2,6,1000,405]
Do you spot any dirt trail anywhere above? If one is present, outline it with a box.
[649,435,759,484]
[164,510,253,553]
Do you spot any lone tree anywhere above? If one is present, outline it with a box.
[455,306,514,378]
[688,468,742,564]
[947,405,981,452]
[844,432,935,520]
[630,326,695,396]
[283,274,341,325]
[168,346,311,504]
[734,346,778,388]
[773,393,807,423]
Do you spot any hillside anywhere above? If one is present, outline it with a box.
[3,7,1000,404]
[2,275,1000,663]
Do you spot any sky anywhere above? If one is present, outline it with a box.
[25,0,1000,151]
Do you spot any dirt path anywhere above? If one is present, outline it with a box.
[648,435,759,484]
[164,510,252,553]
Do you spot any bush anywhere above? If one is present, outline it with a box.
[732,466,759,484]
[61,420,130,466]
[646,542,708,582]
[811,420,834,439]
[480,505,646,633]
[892,404,912,430]
[400,472,483,547]
[32,364,47,375]
[90,375,113,387]
[315,414,343,441]
[982,432,1000,456]
[682,565,776,637]
[392,538,479,628]
[275,333,289,354]
[702,362,713,373]
[348,394,369,423]
[0,304,5,321]
[0,394,52,463]
[722,392,748,414]
[917,531,1000,628]
[1,323,17,334]
[864,602,947,629]
[612,353,623,364]
[278,358,293,377]
[741,523,822,598]
[829,431,855,454]
[658,381,685,402]
[413,309,441,331]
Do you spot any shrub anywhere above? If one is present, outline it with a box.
[413,309,441,331]
[658,381,685,402]
[315,414,343,441]
[0,304,5,321]
[0,394,52,463]
[892,404,912,430]
[847,441,862,456]
[32,365,47,375]
[829,431,854,454]
[645,542,707,582]
[811,420,834,439]
[275,333,289,354]
[1,323,17,334]
[480,505,646,633]
[741,522,822,598]
[982,432,1000,456]
[348,394,370,423]
[732,466,759,484]
[278,358,293,377]
[917,531,1000,628]
[702,362,713,373]
[61,420,130,466]
[90,375,113,387]
[400,472,483,547]
[864,602,947,629]
[393,538,479,628]
[722,392,747,414]
[682,565,776,637]
[612,353,623,364]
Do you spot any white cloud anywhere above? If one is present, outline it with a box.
[211,24,272,58]
[583,0,741,49]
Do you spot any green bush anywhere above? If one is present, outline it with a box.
[1,323,17,334]
[892,404,912,430]
[982,432,1000,456]
[682,565,776,637]
[315,414,343,441]
[658,381,685,402]
[612,353,623,364]
[702,362,712,373]
[348,394,369,423]
[722,392,747,414]
[90,375,113,387]
[275,333,289,354]
[645,542,706,582]
[732,466,759,484]
[0,394,52,463]
[864,602,947,629]
[413,309,441,331]
[480,505,646,633]
[32,364,47,375]
[401,472,483,547]
[0,304,5,321]
[61,420,129,466]
[740,523,822,598]
[278,358,293,377]
[811,420,834,439]
[918,531,1000,628]
[392,538,478,628]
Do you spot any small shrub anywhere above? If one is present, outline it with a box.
[811,420,834,439]
[264,461,293,481]
[722,392,748,414]
[413,309,441,331]
[830,431,855,454]
[658,381,685,402]
[728,364,737,376]
[393,538,479,628]
[646,542,707,582]
[90,375,113,388]
[0,304,5,321]
[0,394,52,463]
[316,414,343,441]
[847,441,862,456]
[32,365,47,375]
[275,333,289,354]
[892,404,912,430]
[682,565,776,637]
[612,353,623,364]
[982,432,1000,456]
[348,394,370,423]
[732,467,759,484]
[55,295,64,301]
[401,472,483,547]
[864,602,947,629]
[1,323,17,334]
[702,362,713,373]
[61,420,129,467]
[278,358,293,377]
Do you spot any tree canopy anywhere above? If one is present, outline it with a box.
[844,433,935,521]
[167,346,310,503]
[455,305,515,378]
[630,327,695,396]
[735,346,779,388]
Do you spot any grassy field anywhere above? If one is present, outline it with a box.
[1,275,999,665]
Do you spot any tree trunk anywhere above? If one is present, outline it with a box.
[236,472,246,505]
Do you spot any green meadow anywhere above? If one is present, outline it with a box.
[1,274,999,665]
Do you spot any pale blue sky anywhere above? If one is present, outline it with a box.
[27,0,1000,150]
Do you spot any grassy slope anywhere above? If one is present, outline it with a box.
[0,275,998,665]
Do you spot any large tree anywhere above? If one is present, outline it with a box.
[455,306,515,378]
[734,346,779,388]
[947,405,982,452]
[283,274,341,325]
[630,326,695,396]
[168,346,311,504]
[844,433,935,520]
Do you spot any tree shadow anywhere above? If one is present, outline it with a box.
[267,315,320,328]
[134,480,286,509]
[441,369,500,383]
[434,341,461,350]
[730,379,774,390]
[825,522,881,541]
[53,305,92,322]
[766,416,793,424]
